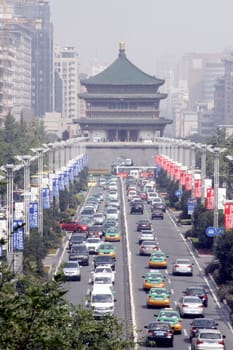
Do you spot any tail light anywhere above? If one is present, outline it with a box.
[148,331,153,336]
[182,304,188,307]
[174,264,180,267]
[187,265,192,268]
[167,331,173,337]
[196,339,203,345]
[198,305,204,308]
[202,294,208,300]
[218,340,225,345]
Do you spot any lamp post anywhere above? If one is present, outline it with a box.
[201,144,207,206]
[5,164,14,265]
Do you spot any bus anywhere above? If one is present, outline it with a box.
[112,165,156,179]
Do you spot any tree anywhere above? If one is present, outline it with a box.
[214,232,233,283]
[0,270,135,349]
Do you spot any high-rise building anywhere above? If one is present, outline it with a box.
[54,46,79,120]
[223,53,233,125]
[0,2,33,122]
[14,0,53,117]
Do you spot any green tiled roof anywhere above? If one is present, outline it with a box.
[82,47,164,87]
[78,93,168,100]
[77,117,172,126]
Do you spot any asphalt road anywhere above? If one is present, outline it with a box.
[62,180,233,349]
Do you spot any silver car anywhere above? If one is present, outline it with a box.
[62,261,81,281]
[138,229,155,244]
[85,237,102,254]
[177,296,204,318]
[172,258,194,276]
[191,329,226,350]
[139,240,160,256]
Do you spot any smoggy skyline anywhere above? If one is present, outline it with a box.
[50,0,233,75]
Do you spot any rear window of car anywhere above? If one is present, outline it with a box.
[200,333,221,339]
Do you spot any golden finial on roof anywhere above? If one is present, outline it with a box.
[119,41,126,57]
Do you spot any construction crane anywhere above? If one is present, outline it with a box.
[0,0,41,124]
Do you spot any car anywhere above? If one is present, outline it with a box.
[144,321,174,347]
[93,213,105,225]
[139,240,159,256]
[92,274,113,288]
[88,284,116,318]
[172,258,194,276]
[191,329,226,350]
[138,229,156,244]
[93,255,116,271]
[68,244,89,266]
[97,242,116,259]
[151,202,166,212]
[142,270,166,290]
[60,220,89,233]
[107,198,120,209]
[105,207,119,221]
[189,318,219,340]
[68,234,87,250]
[62,261,81,281]
[85,237,102,254]
[130,203,144,215]
[146,287,171,308]
[177,296,204,318]
[155,308,182,333]
[80,206,96,216]
[88,225,104,238]
[91,265,115,284]
[104,226,121,242]
[183,286,209,307]
[136,219,152,232]
[148,251,169,268]
[107,190,118,201]
[151,209,164,220]
[139,191,147,200]
[147,192,159,204]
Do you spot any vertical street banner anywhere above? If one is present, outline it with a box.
[29,202,38,228]
[69,166,74,183]
[170,162,175,179]
[185,173,192,191]
[174,165,180,181]
[43,188,50,209]
[64,171,69,189]
[204,179,212,198]
[206,188,215,210]
[187,198,197,215]
[12,219,24,251]
[218,188,226,210]
[58,173,65,191]
[194,179,202,198]
[180,169,186,186]
[224,201,233,229]
[52,178,59,198]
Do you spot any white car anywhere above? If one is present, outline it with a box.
[62,261,81,281]
[172,258,194,276]
[93,213,105,225]
[138,229,156,244]
[108,190,118,201]
[93,274,113,288]
[191,329,226,350]
[91,265,115,284]
[177,296,204,318]
[105,207,119,221]
[85,237,102,254]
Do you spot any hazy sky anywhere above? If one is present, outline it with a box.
[50,0,233,75]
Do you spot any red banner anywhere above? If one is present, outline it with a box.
[194,179,202,198]
[174,165,180,181]
[180,170,186,186]
[224,202,233,229]
[170,162,175,178]
[185,174,192,191]
[206,188,214,209]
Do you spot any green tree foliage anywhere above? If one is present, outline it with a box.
[214,232,233,283]
[0,271,135,349]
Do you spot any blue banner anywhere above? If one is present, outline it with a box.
[64,171,69,189]
[58,173,65,191]
[74,162,79,177]
[29,202,38,228]
[52,178,59,198]
[69,166,74,183]
[12,219,24,251]
[43,188,50,209]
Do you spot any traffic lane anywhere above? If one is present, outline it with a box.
[126,205,233,348]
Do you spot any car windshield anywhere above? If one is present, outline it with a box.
[193,319,215,327]
[107,208,117,214]
[72,246,87,252]
[160,311,178,318]
[96,256,112,262]
[94,277,112,284]
[149,323,169,330]
[200,333,221,339]
[176,259,190,264]
[65,262,78,268]
[188,288,204,294]
[100,244,113,250]
[86,238,100,243]
[92,294,112,303]
[95,267,112,273]
[184,297,201,303]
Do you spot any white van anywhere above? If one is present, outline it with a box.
[89,284,115,317]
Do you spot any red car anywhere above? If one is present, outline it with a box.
[60,221,89,233]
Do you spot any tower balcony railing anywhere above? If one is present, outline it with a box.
[86,110,160,119]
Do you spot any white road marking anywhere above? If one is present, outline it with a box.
[171,288,174,295]
[168,278,171,284]
[183,328,187,337]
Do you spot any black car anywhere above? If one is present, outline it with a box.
[151,202,166,213]
[68,234,86,250]
[93,255,116,271]
[136,220,152,232]
[69,244,89,266]
[183,286,208,307]
[151,209,164,220]
[130,203,144,215]
[144,321,174,347]
[189,318,218,340]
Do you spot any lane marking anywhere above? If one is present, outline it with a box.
[171,288,174,295]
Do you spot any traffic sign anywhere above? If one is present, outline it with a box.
[205,226,216,237]
[175,190,182,198]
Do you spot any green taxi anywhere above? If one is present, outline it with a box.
[105,226,121,242]
[97,242,116,259]
[148,251,168,268]
[155,308,182,333]
[142,271,166,291]
[146,287,171,308]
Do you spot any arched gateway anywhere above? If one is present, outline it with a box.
[78,42,172,142]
